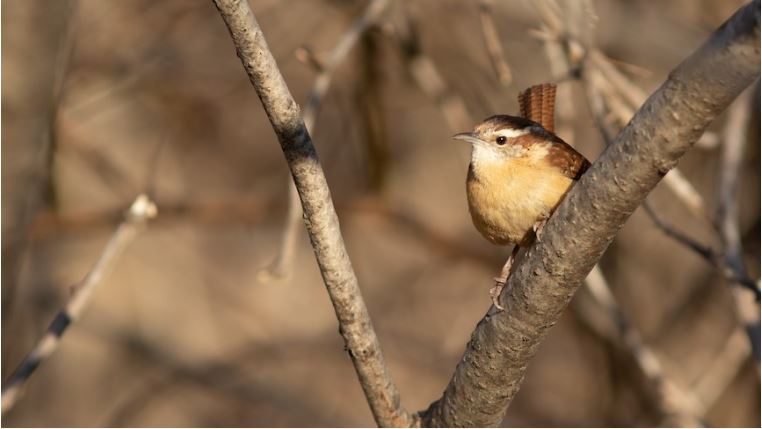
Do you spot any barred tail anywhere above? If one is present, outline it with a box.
[517,83,557,132]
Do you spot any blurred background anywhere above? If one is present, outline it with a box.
[2,0,759,426]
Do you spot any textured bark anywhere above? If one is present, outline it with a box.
[211,1,413,426]
[420,2,760,427]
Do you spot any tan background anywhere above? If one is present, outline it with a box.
[2,0,759,426]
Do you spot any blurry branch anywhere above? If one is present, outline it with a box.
[534,0,592,141]
[581,266,753,425]
[478,0,513,86]
[587,51,711,222]
[717,88,753,274]
[642,202,760,298]
[295,45,325,73]
[534,1,712,224]
[357,30,391,191]
[1,194,157,414]
[573,0,760,363]
[716,87,761,359]
[211,1,414,426]
[538,0,760,298]
[2,0,79,347]
[585,68,760,299]
[581,267,704,427]
[31,195,496,271]
[538,6,739,422]
[258,0,391,283]
[101,331,333,426]
[419,3,759,426]
[692,327,755,408]
[390,12,473,132]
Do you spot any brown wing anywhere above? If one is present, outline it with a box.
[547,136,591,180]
[519,83,588,179]
[517,83,556,133]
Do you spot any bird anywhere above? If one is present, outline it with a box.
[453,83,590,310]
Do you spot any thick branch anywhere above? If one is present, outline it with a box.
[419,3,759,426]
[210,1,413,426]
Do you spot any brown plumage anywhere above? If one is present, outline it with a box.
[453,83,590,309]
[518,83,557,133]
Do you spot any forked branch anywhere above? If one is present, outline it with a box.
[419,2,759,426]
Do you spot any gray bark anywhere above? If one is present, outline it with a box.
[420,2,760,426]
[210,0,413,426]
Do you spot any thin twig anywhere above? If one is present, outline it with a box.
[535,1,713,224]
[584,64,760,299]
[419,3,759,425]
[478,0,513,86]
[2,0,80,347]
[691,327,754,409]
[390,12,473,132]
[583,266,705,427]
[642,201,760,299]
[718,87,754,279]
[716,86,761,359]
[295,45,325,73]
[1,194,157,414]
[540,8,709,423]
[258,0,391,283]
[587,51,713,221]
[211,1,414,426]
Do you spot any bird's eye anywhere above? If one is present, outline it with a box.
[496,136,507,145]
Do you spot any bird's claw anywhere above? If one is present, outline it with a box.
[533,218,548,241]
[490,279,506,311]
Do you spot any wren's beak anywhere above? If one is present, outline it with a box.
[452,132,484,145]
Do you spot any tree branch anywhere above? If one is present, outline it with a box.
[478,0,513,86]
[258,0,391,283]
[210,1,413,426]
[581,266,704,427]
[419,2,759,426]
[1,194,157,414]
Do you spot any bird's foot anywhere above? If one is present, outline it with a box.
[533,217,548,241]
[491,277,507,311]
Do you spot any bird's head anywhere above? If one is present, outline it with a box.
[454,115,557,167]
[453,115,551,163]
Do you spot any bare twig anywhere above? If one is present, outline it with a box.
[642,201,760,298]
[2,0,79,347]
[587,52,712,222]
[211,1,413,426]
[535,1,713,224]
[534,0,594,144]
[584,63,760,299]
[692,327,754,409]
[478,0,513,86]
[258,0,391,283]
[295,45,325,73]
[716,87,761,359]
[589,51,721,151]
[575,233,751,423]
[1,194,157,414]
[582,266,704,427]
[718,87,754,279]
[419,3,759,425]
[391,13,472,132]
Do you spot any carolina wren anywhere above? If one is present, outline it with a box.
[454,83,590,310]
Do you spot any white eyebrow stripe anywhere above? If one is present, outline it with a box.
[495,128,530,138]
